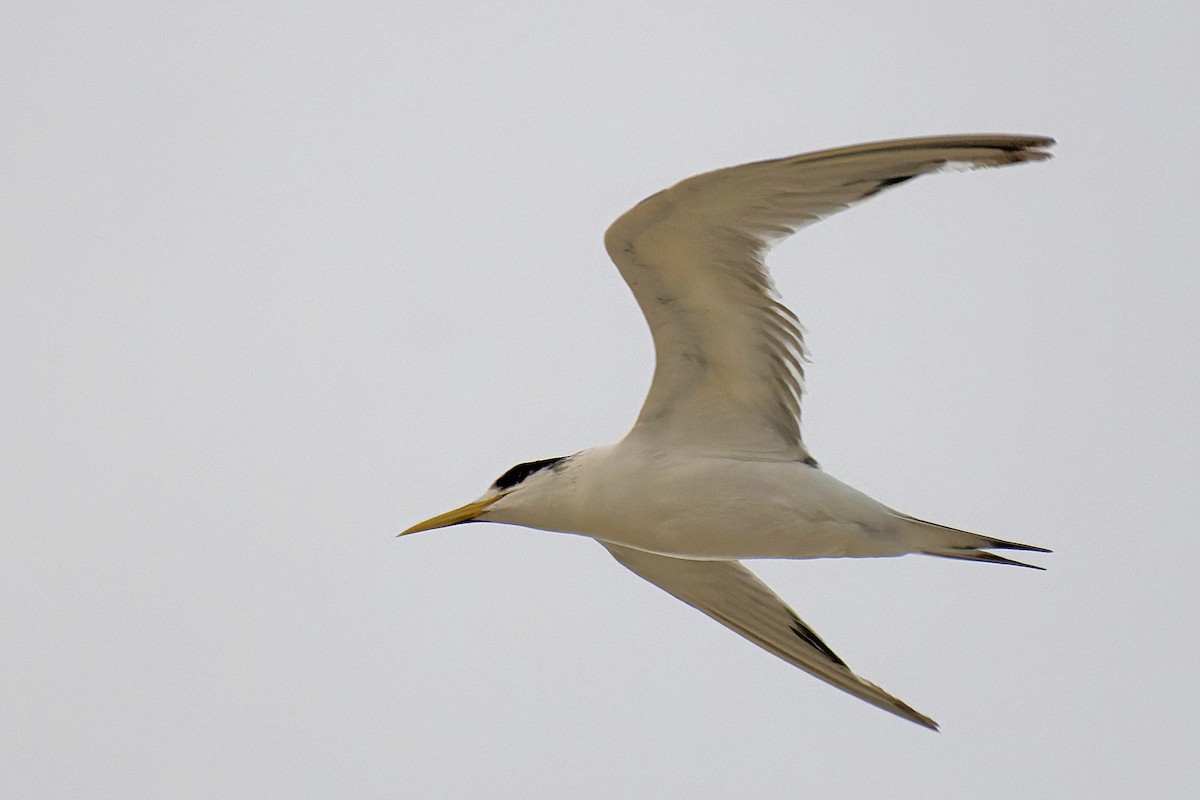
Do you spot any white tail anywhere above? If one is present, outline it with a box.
[890,512,1051,569]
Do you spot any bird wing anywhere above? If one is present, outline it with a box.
[602,541,938,729]
[604,134,1053,460]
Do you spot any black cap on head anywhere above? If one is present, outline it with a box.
[491,456,569,491]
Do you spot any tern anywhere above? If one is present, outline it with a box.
[403,134,1053,730]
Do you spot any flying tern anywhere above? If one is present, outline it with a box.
[403,134,1054,729]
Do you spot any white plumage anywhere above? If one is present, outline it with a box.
[403,134,1054,730]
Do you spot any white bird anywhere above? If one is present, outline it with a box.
[403,134,1053,730]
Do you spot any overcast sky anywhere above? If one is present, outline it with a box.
[4,1,1199,797]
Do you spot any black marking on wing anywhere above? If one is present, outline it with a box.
[860,173,918,198]
[492,456,568,490]
[789,614,847,667]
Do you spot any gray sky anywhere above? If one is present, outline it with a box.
[4,1,1199,797]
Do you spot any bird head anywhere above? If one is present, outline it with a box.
[400,455,571,536]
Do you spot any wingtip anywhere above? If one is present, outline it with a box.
[924,134,1054,171]
[1017,140,1055,163]
[888,695,940,730]
[903,705,941,731]
[854,673,941,730]
[1005,135,1055,165]
[1018,134,1056,150]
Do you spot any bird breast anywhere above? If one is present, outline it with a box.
[555,444,912,561]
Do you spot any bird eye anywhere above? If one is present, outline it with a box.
[492,456,567,490]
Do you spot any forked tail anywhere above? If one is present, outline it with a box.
[891,512,1051,569]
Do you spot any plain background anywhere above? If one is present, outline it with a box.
[4,1,1199,797]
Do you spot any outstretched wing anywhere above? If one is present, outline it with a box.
[605,134,1053,460]
[602,542,938,729]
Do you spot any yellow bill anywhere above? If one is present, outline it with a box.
[400,494,505,536]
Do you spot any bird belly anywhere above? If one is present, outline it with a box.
[569,453,913,561]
